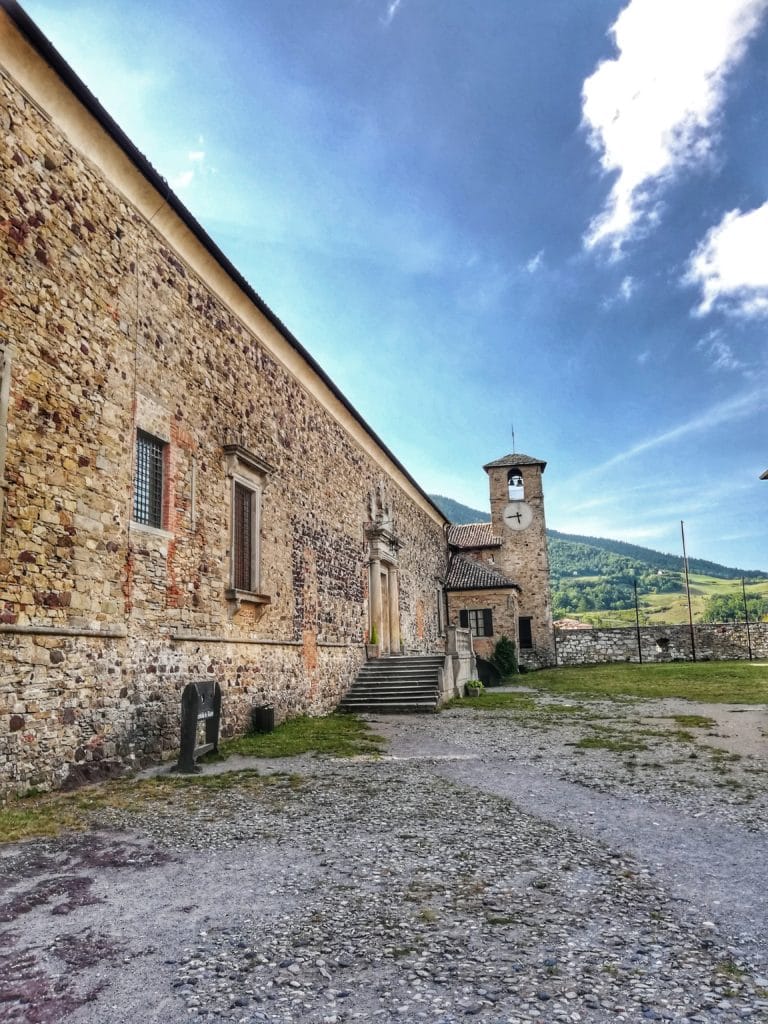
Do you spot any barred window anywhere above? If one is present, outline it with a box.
[134,430,165,528]
[232,481,255,591]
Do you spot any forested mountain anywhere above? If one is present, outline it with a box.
[430,494,768,619]
[430,495,490,525]
[548,529,767,581]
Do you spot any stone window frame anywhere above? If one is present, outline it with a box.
[131,427,171,536]
[223,443,273,611]
[460,608,493,638]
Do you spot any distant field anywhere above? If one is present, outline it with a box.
[562,574,768,627]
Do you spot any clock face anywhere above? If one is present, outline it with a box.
[503,501,532,531]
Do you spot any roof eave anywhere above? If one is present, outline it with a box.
[445,582,520,592]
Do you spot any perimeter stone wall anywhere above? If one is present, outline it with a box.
[554,623,768,665]
[0,64,447,793]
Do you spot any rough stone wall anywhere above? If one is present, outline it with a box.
[0,62,446,793]
[554,623,768,665]
[487,464,555,666]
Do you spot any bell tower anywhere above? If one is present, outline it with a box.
[483,453,555,668]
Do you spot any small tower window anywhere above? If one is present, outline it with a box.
[507,467,524,500]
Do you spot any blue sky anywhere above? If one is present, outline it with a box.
[22,0,768,570]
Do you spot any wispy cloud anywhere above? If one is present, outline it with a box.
[685,201,768,317]
[525,250,544,274]
[696,331,746,372]
[170,138,209,190]
[582,0,767,252]
[636,349,651,365]
[381,0,404,27]
[619,275,635,300]
[586,387,767,475]
[171,169,194,189]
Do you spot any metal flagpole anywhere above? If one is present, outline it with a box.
[680,520,696,662]
[742,577,753,661]
[633,576,643,663]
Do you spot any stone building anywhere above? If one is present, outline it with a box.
[0,5,456,793]
[446,454,555,670]
[0,5,554,793]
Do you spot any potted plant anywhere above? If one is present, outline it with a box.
[465,679,484,698]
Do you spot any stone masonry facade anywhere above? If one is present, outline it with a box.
[0,19,448,794]
[445,587,519,663]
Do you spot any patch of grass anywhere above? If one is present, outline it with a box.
[0,769,267,845]
[717,959,746,979]
[669,714,717,729]
[417,907,438,923]
[443,692,537,711]
[574,735,648,753]
[669,729,696,743]
[526,662,768,704]
[221,713,385,758]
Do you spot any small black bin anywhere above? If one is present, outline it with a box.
[252,705,275,734]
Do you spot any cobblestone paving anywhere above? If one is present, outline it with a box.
[1,699,767,1024]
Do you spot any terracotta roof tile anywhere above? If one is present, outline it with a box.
[445,555,518,591]
[447,522,502,549]
[482,452,547,471]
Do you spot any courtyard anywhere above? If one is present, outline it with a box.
[2,664,768,1024]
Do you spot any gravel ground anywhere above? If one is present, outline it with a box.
[1,694,767,1024]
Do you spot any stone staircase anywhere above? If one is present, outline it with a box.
[339,655,444,714]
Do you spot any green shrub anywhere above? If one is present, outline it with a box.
[491,634,518,677]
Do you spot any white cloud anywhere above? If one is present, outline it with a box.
[685,202,768,317]
[525,250,544,274]
[586,387,767,474]
[582,0,768,252]
[696,331,746,372]
[188,150,206,162]
[171,169,194,189]
[381,0,404,26]
[619,275,635,300]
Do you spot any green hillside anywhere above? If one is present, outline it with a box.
[431,494,490,525]
[430,493,768,623]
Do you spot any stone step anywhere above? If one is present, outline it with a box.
[341,692,437,703]
[359,662,443,674]
[348,684,438,692]
[341,654,443,714]
[357,667,442,678]
[353,675,439,686]
[339,700,438,714]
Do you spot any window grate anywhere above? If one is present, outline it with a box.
[134,430,164,528]
[233,482,252,591]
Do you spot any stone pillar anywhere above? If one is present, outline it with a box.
[369,558,382,643]
[388,566,400,654]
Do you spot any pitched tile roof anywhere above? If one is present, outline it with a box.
[482,452,547,471]
[447,522,502,549]
[445,555,519,591]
